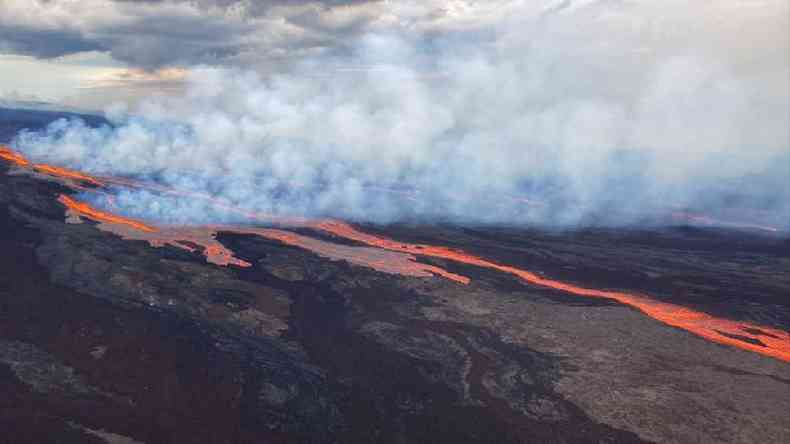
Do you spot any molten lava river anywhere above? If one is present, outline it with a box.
[2,145,789,363]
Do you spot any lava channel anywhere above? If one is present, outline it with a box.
[0,145,30,167]
[59,194,158,233]
[34,164,103,186]
[311,221,790,363]
[1,145,103,187]
[3,145,787,362]
[57,195,468,281]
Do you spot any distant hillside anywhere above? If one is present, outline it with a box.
[0,106,109,144]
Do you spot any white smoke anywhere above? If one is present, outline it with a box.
[12,1,790,229]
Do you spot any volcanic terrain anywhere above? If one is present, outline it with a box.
[1,108,789,443]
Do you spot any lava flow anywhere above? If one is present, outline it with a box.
[312,221,790,362]
[1,145,103,187]
[59,194,158,233]
[3,145,789,362]
[251,229,470,283]
[59,194,249,267]
[57,194,468,280]
[0,145,29,167]
[34,164,103,186]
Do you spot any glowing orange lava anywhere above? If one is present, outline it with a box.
[149,228,253,267]
[54,196,466,279]
[34,164,103,186]
[0,145,30,167]
[3,146,787,362]
[58,194,158,233]
[1,146,103,186]
[313,221,790,362]
[57,195,248,265]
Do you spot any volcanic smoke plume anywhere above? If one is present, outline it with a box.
[8,1,790,230]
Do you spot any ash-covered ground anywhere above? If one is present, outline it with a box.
[1,108,789,444]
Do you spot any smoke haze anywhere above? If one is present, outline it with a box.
[11,1,790,229]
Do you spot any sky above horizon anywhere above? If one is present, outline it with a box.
[1,0,787,110]
[2,0,789,228]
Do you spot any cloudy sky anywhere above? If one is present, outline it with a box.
[3,0,789,227]
[0,0,514,107]
[2,0,786,108]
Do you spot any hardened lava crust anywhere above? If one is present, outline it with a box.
[1,111,789,444]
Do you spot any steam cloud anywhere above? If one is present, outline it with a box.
[11,2,790,229]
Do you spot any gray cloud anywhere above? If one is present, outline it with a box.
[0,26,104,59]
[100,13,253,67]
[0,0,261,68]
[0,0,392,69]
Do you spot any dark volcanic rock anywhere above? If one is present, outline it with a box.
[1,112,789,442]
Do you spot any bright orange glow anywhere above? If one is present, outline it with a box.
[1,146,103,186]
[3,147,786,362]
[313,221,790,362]
[201,243,252,268]
[34,164,103,186]
[149,229,252,267]
[0,145,30,167]
[55,213,467,279]
[58,194,158,233]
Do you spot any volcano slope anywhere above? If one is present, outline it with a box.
[1,119,789,444]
